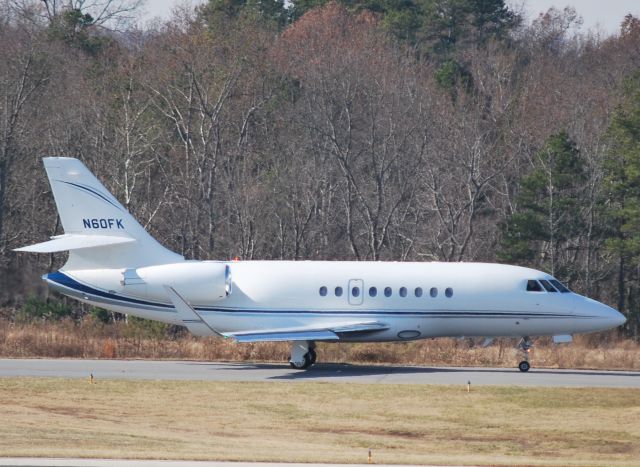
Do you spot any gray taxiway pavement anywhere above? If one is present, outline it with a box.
[0,358,638,387]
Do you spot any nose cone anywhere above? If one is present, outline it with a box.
[576,296,626,332]
[610,308,627,327]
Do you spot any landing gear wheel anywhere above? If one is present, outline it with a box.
[289,341,316,370]
[516,336,533,373]
[289,352,314,370]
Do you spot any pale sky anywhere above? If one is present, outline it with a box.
[509,0,640,35]
[141,0,640,36]
[140,0,205,22]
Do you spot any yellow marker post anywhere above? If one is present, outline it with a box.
[467,380,471,392]
[368,449,373,464]
[89,373,95,384]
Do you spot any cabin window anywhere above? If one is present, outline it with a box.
[335,286,343,297]
[384,287,392,297]
[369,287,377,297]
[319,286,327,297]
[430,287,438,297]
[352,286,360,298]
[415,287,423,298]
[399,287,407,297]
[526,280,543,292]
[539,280,558,292]
[445,287,453,298]
[550,279,570,293]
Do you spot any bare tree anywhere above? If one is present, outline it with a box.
[39,0,143,29]
[0,18,49,253]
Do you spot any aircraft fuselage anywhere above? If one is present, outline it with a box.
[45,260,624,342]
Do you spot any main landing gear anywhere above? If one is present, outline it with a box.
[517,336,533,372]
[289,341,317,369]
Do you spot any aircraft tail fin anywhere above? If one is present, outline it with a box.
[15,157,183,269]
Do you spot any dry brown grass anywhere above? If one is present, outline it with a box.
[0,378,638,466]
[0,319,638,370]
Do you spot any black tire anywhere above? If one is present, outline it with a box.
[308,349,317,365]
[302,352,313,368]
[518,361,530,372]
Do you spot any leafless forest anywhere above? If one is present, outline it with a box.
[1,0,640,343]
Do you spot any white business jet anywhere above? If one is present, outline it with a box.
[16,158,626,371]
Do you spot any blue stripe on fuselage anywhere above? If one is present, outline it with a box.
[45,271,173,309]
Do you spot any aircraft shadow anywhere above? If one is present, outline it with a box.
[179,361,640,380]
[269,364,640,380]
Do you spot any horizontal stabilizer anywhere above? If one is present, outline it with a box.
[224,321,388,343]
[164,286,222,337]
[14,234,135,253]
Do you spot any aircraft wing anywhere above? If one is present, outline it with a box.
[164,285,223,337]
[223,322,389,343]
[163,284,388,342]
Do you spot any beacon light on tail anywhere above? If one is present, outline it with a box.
[16,157,627,371]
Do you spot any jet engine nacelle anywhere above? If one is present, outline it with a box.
[124,261,231,304]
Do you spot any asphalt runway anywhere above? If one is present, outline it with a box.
[0,358,638,387]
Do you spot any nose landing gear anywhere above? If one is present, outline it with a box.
[289,341,316,369]
[517,336,533,372]
[518,360,530,372]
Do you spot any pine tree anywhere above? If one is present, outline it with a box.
[603,73,640,338]
[500,132,585,280]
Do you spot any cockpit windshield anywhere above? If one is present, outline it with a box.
[527,279,571,293]
[550,279,570,293]
[526,280,543,292]
[539,279,558,292]
[526,278,571,293]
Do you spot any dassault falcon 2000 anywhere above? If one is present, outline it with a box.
[16,157,626,371]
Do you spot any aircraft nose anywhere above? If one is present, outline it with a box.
[609,307,627,327]
[587,298,626,328]
[573,296,626,332]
